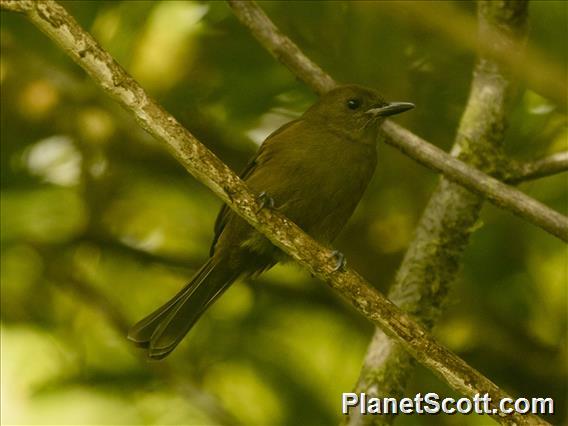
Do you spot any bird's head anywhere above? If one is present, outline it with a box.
[304,84,414,144]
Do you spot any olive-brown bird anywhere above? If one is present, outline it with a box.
[128,84,413,359]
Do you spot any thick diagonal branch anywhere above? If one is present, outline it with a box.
[0,0,549,424]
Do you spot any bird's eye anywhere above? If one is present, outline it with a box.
[347,99,361,110]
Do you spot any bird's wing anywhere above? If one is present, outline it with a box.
[209,119,301,256]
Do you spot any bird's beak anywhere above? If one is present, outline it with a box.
[366,102,415,118]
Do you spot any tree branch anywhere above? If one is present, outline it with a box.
[226,0,335,95]
[0,0,550,424]
[351,1,546,425]
[509,151,568,183]
[227,0,567,243]
[380,122,567,241]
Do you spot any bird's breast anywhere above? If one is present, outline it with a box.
[237,123,377,255]
[273,138,376,242]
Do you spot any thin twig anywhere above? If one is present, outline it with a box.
[509,151,568,183]
[0,1,549,424]
[381,122,567,241]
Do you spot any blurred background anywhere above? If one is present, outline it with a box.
[1,1,566,425]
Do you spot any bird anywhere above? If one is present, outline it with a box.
[128,84,414,359]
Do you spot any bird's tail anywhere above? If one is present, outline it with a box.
[128,255,240,359]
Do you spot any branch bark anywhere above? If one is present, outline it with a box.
[509,151,568,183]
[0,1,554,425]
[227,0,567,243]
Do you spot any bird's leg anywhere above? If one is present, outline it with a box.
[329,250,347,272]
[256,191,275,211]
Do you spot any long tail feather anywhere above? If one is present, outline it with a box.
[127,256,239,359]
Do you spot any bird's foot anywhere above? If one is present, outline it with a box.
[329,250,347,272]
[256,191,275,212]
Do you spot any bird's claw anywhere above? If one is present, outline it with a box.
[257,191,275,211]
[330,250,347,272]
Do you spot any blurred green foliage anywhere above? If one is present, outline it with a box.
[1,1,566,425]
